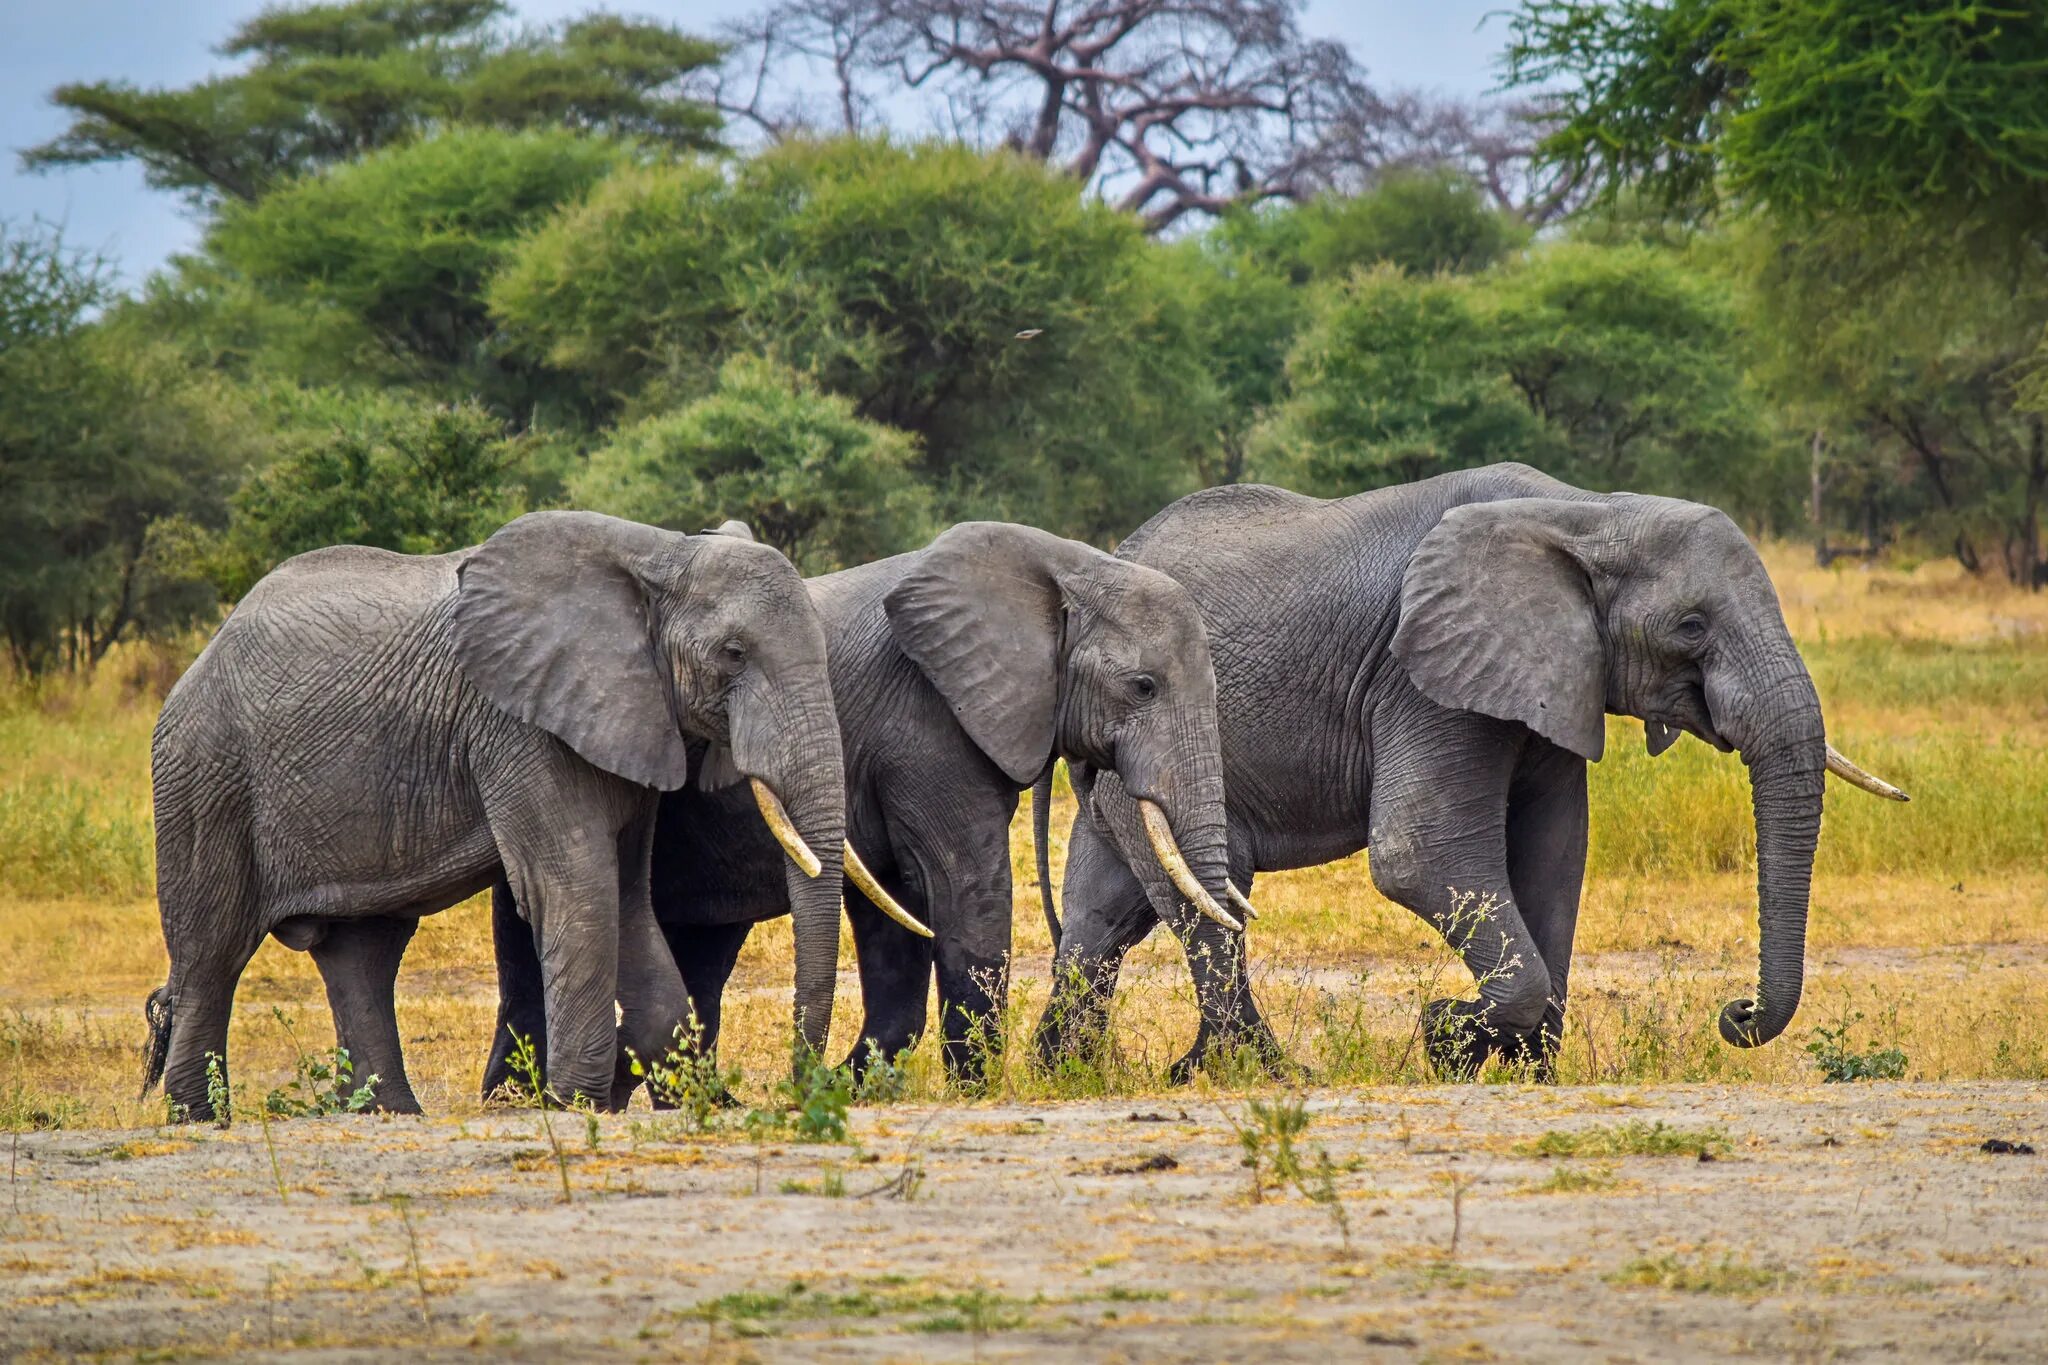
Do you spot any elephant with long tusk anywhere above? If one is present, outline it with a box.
[485,519,1240,1092]
[141,512,858,1119]
[1034,463,1911,1083]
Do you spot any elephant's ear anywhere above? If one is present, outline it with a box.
[453,510,694,791]
[1391,498,1609,762]
[706,519,755,540]
[884,521,1089,785]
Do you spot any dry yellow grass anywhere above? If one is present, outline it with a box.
[2,543,2044,1127]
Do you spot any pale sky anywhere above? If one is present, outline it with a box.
[0,1,1513,286]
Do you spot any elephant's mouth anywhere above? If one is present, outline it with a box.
[1646,687,1731,755]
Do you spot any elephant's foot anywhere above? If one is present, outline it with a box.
[363,1080,423,1116]
[1421,998,1499,1080]
[1490,1021,1562,1083]
[1167,1018,1299,1087]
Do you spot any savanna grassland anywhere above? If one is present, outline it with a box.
[3,545,2045,1362]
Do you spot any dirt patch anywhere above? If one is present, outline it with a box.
[5,1081,2044,1361]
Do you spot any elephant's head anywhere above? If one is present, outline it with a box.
[1392,494,1905,1049]
[451,510,856,1056]
[885,522,1237,933]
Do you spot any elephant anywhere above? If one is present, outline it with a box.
[481,519,1241,1093]
[1031,463,1908,1081]
[140,510,895,1119]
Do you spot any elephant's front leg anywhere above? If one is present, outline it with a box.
[493,813,628,1109]
[309,915,422,1114]
[611,807,694,1108]
[1367,716,1554,1079]
[1033,803,1160,1072]
[1503,742,1590,1081]
[843,860,934,1077]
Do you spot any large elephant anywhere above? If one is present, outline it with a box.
[483,519,1240,1091]
[141,511,869,1119]
[1033,464,1908,1080]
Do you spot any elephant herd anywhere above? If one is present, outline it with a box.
[140,463,1907,1120]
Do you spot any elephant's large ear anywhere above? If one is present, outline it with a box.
[453,510,694,791]
[1391,498,1610,762]
[884,522,1090,785]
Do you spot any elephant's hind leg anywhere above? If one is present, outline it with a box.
[158,918,266,1123]
[309,915,422,1114]
[481,876,546,1100]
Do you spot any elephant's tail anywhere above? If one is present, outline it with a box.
[139,985,172,1099]
[1033,764,1060,951]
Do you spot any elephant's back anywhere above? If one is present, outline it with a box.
[161,544,472,751]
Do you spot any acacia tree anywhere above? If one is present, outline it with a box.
[1504,0,2048,584]
[712,0,1540,231]
[21,0,720,208]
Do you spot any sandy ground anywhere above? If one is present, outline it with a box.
[4,1082,2044,1362]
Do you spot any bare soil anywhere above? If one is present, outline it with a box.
[5,1082,2044,1362]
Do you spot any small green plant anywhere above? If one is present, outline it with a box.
[1517,1120,1730,1159]
[627,1018,739,1133]
[851,1042,908,1104]
[204,1051,231,1128]
[779,1163,847,1197]
[1806,1012,1909,1083]
[265,1010,379,1117]
[1233,1094,1312,1199]
[774,1052,853,1144]
[1225,1093,1351,1250]
[503,1030,571,1203]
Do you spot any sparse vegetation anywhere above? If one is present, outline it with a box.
[1608,1253,1791,1297]
[1806,1010,1910,1083]
[1517,1121,1731,1160]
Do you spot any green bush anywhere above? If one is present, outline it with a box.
[572,357,933,573]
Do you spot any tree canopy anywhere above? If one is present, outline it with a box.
[20,0,720,206]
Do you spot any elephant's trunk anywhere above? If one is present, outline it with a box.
[731,672,847,1061]
[1717,662,1827,1049]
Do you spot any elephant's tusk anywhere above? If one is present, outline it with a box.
[1824,744,1909,802]
[1138,800,1242,933]
[751,778,823,877]
[1226,880,1259,921]
[844,840,933,939]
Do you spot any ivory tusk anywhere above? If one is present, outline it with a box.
[844,840,933,939]
[1824,744,1910,802]
[1226,880,1259,920]
[751,778,823,877]
[1137,800,1242,933]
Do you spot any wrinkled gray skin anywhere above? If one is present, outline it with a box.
[481,520,1232,1092]
[1036,464,1861,1080]
[143,511,847,1120]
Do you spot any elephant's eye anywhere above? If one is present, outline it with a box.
[1675,613,1708,642]
[1129,673,1158,702]
[720,641,747,667]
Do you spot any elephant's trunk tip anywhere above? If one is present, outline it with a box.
[1717,997,1785,1049]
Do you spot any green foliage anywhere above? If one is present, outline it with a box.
[1504,0,2048,229]
[1255,265,1545,492]
[1228,170,1529,283]
[1,223,256,674]
[774,1054,854,1144]
[1806,1011,1909,1083]
[208,127,629,403]
[22,0,720,208]
[1484,241,1770,507]
[265,1007,382,1116]
[626,1018,739,1136]
[1257,240,1772,510]
[205,1051,232,1128]
[573,357,933,572]
[210,396,523,597]
[492,137,1220,540]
